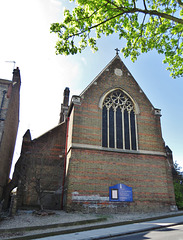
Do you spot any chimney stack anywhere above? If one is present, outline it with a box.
[59,87,70,123]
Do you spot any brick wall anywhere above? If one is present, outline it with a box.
[65,148,175,213]
[16,122,66,210]
[0,68,21,202]
[64,56,175,213]
[71,56,165,152]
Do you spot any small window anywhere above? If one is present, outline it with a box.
[102,90,137,150]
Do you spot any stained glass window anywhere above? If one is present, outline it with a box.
[102,90,137,150]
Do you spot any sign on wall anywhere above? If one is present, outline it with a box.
[109,183,133,202]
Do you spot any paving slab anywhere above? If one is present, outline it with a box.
[36,215,183,240]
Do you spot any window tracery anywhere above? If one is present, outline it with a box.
[102,90,137,150]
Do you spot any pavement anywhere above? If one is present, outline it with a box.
[1,212,183,240]
[36,214,183,240]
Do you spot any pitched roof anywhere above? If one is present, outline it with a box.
[79,54,158,112]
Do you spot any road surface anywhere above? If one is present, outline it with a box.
[104,224,183,240]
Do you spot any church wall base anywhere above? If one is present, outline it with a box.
[65,200,177,214]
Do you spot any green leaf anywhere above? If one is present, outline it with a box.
[50,0,183,78]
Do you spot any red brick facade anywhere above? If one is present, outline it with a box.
[17,123,66,210]
[14,55,175,213]
[0,68,21,203]
[64,55,176,213]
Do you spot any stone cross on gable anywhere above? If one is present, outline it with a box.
[115,48,120,55]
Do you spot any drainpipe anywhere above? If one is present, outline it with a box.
[61,116,70,209]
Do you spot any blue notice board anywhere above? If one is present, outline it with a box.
[109,183,133,202]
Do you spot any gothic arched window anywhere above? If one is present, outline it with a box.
[102,90,137,150]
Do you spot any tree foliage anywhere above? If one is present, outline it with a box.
[173,161,183,209]
[50,0,183,78]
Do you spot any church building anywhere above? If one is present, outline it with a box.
[11,54,176,213]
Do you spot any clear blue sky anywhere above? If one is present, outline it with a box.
[0,0,182,175]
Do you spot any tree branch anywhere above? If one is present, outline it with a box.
[132,0,136,8]
[143,0,147,10]
[65,6,183,40]
[136,8,183,24]
[133,14,147,49]
[176,0,183,8]
[104,0,120,8]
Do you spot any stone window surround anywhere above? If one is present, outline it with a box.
[100,88,139,151]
